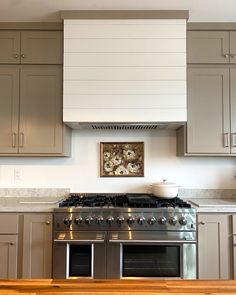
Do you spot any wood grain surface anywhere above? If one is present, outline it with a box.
[0,279,235,294]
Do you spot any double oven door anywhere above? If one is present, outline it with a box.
[53,231,196,279]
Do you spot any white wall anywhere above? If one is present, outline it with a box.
[0,0,236,22]
[0,130,235,192]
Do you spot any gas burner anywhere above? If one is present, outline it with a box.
[59,193,191,209]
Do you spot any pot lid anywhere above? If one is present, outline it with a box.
[152,179,178,188]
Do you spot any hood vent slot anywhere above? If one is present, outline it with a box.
[91,124,167,130]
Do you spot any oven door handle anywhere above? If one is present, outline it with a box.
[108,239,196,244]
[54,239,105,243]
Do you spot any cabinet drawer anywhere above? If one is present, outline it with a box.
[0,214,18,234]
[233,215,236,234]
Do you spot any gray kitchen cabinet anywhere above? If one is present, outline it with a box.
[186,67,230,154]
[198,214,232,279]
[0,214,19,279]
[0,30,62,64]
[232,215,236,279]
[188,31,236,64]
[0,65,71,156]
[22,214,52,279]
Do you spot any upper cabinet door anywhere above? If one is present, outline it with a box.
[187,31,229,64]
[0,31,20,64]
[21,31,63,64]
[0,67,19,153]
[19,66,63,154]
[230,31,236,64]
[187,67,230,154]
[230,68,236,153]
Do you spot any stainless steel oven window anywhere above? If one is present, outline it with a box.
[120,244,182,278]
[66,243,94,278]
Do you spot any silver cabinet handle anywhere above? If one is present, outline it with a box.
[54,239,104,243]
[12,132,17,148]
[45,221,51,225]
[231,133,236,147]
[10,242,15,246]
[223,53,229,58]
[19,132,24,148]
[199,221,206,225]
[13,54,19,58]
[230,54,235,58]
[223,133,229,147]
[21,54,25,58]
[109,239,196,244]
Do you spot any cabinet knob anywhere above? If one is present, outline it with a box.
[10,242,15,246]
[223,53,229,58]
[230,54,235,58]
[199,221,205,225]
[14,54,19,58]
[21,54,25,58]
[45,221,51,225]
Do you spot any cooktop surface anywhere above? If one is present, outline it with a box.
[58,193,191,209]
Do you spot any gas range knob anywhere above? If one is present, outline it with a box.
[148,217,156,225]
[127,216,135,225]
[96,216,104,224]
[85,216,94,224]
[137,216,145,225]
[169,216,178,226]
[179,216,187,226]
[63,218,72,227]
[106,216,114,224]
[74,217,83,224]
[158,216,167,225]
[117,216,125,225]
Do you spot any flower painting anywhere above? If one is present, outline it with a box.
[100,142,144,177]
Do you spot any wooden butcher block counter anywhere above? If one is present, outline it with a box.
[1,279,236,295]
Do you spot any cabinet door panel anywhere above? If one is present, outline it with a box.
[22,214,52,279]
[0,31,20,64]
[198,214,231,279]
[187,31,229,63]
[21,31,62,64]
[0,235,17,279]
[0,67,19,153]
[230,32,236,64]
[187,68,230,154]
[19,66,63,154]
[230,68,236,153]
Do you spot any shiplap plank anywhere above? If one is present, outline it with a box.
[64,38,186,53]
[64,52,186,67]
[63,66,186,81]
[63,108,187,122]
[64,24,186,39]
[64,81,186,95]
[65,19,187,25]
[63,94,186,109]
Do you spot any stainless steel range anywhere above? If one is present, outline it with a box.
[53,193,196,279]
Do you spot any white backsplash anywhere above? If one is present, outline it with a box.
[0,129,235,193]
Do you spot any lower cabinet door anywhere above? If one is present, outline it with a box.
[22,214,52,278]
[198,214,232,279]
[0,235,17,279]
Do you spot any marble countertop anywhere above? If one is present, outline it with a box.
[189,198,236,213]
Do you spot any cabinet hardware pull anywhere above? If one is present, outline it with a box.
[12,133,17,148]
[231,133,236,147]
[21,54,25,58]
[45,221,51,225]
[223,133,229,147]
[19,132,24,148]
[230,54,235,58]
[10,242,15,246]
[14,54,19,58]
[199,221,205,225]
[223,53,229,58]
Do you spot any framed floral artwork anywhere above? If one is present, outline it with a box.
[100,142,144,177]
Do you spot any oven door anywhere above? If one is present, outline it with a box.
[107,231,196,279]
[53,231,106,279]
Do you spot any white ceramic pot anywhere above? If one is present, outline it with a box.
[152,179,179,199]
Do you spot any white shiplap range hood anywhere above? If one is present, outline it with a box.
[62,11,188,129]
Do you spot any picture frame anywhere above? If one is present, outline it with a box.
[100,142,144,177]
